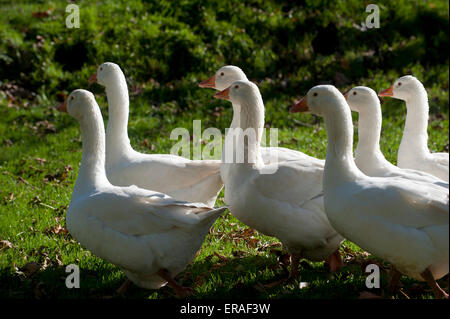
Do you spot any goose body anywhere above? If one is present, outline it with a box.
[346,86,448,189]
[291,85,449,298]
[92,62,223,206]
[379,76,449,182]
[60,90,226,295]
[215,81,343,274]
[199,65,325,166]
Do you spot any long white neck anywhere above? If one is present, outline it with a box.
[323,98,362,190]
[355,101,388,166]
[223,94,264,166]
[104,73,134,166]
[400,85,429,156]
[72,106,109,200]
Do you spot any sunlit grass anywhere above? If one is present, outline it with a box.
[0,0,448,299]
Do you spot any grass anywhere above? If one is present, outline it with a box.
[0,0,448,299]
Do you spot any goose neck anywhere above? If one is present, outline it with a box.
[72,107,109,200]
[355,105,382,159]
[401,89,429,155]
[223,99,264,166]
[323,104,361,188]
[105,74,134,161]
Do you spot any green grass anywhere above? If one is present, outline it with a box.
[0,0,448,299]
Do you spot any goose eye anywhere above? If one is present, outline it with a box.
[353,92,357,95]
[398,82,402,86]
[234,85,239,89]
[220,72,224,76]
[100,67,103,71]
[313,92,318,97]
[70,96,74,100]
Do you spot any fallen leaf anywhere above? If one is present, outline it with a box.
[247,237,260,248]
[0,240,14,249]
[55,253,64,266]
[5,193,14,202]
[241,228,255,239]
[45,225,68,236]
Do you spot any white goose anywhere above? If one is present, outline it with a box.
[89,62,223,206]
[214,81,344,277]
[345,86,448,188]
[379,76,449,182]
[199,65,325,166]
[291,85,449,298]
[58,89,226,297]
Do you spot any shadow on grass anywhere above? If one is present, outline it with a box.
[1,252,447,299]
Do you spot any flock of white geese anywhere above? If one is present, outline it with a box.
[56,62,449,298]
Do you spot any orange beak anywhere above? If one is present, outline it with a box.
[214,86,230,100]
[88,72,97,84]
[57,101,67,113]
[199,74,216,88]
[378,85,393,97]
[343,89,350,101]
[290,96,309,113]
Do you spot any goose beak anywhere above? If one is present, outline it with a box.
[343,89,350,101]
[88,73,97,84]
[290,96,309,113]
[214,86,230,100]
[57,101,67,113]
[378,85,393,97]
[199,74,216,88]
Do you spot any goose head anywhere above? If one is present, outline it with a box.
[57,89,96,121]
[214,80,264,132]
[290,85,345,117]
[89,62,122,86]
[378,75,422,102]
[199,65,247,91]
[214,80,261,107]
[344,86,380,113]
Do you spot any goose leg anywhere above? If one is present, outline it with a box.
[115,279,131,296]
[388,269,402,294]
[157,269,193,298]
[327,249,343,272]
[289,253,302,280]
[420,268,449,299]
[277,252,291,274]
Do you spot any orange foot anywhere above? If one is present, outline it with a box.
[327,249,344,272]
[157,269,193,298]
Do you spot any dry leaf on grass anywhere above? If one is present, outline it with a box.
[34,157,47,165]
[247,237,260,248]
[241,228,255,238]
[44,225,68,236]
[0,240,14,249]
[257,242,281,252]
